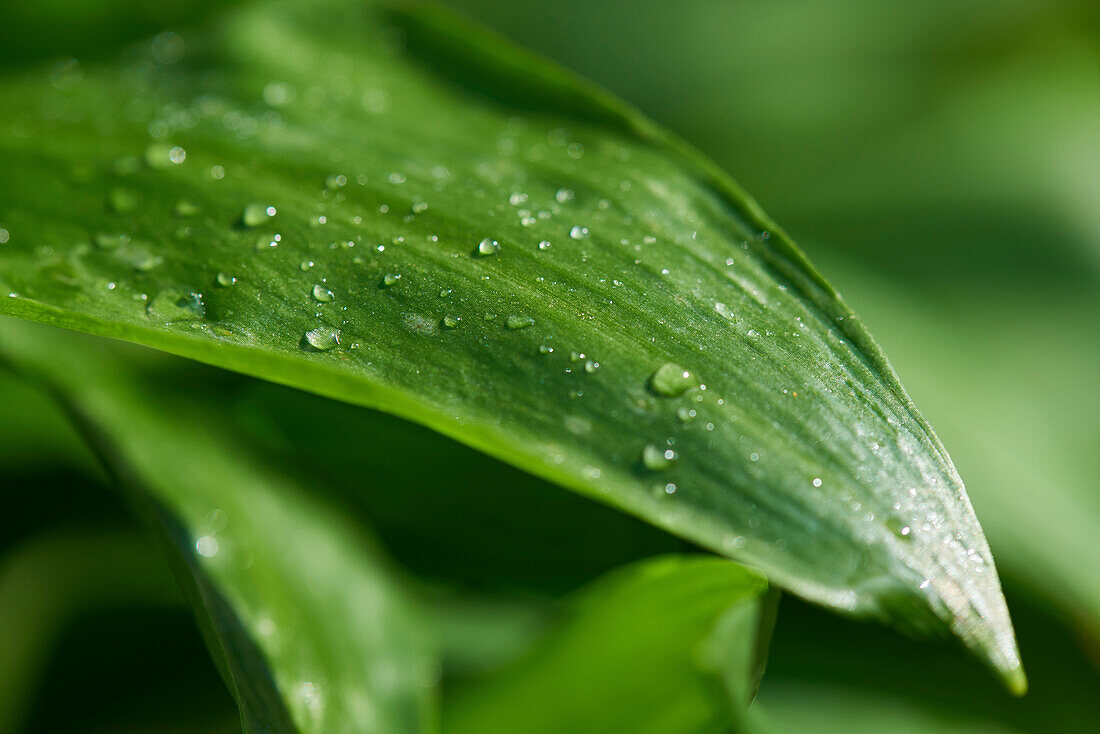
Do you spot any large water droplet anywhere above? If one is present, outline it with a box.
[147,288,205,322]
[311,284,334,302]
[242,203,276,228]
[476,238,499,257]
[303,326,340,351]
[505,315,534,330]
[382,273,401,287]
[441,314,461,329]
[254,233,281,250]
[643,444,678,471]
[195,535,219,558]
[94,232,129,250]
[650,363,693,397]
[174,200,200,217]
[569,226,589,240]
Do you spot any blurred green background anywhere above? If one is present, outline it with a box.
[1,0,1097,731]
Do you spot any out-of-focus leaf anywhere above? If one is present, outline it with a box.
[760,683,1021,734]
[0,0,1022,686]
[0,318,437,734]
[443,556,773,734]
[0,525,181,734]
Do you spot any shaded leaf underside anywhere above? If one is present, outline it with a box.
[0,0,1021,687]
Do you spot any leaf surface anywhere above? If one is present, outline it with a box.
[443,556,773,734]
[0,0,1022,686]
[0,318,437,734]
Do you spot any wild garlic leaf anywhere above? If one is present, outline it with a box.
[0,0,1022,687]
[0,318,436,734]
[443,556,773,734]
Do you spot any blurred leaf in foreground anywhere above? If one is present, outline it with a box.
[0,317,437,734]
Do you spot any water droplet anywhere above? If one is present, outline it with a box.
[303,326,340,351]
[643,444,678,471]
[325,173,348,189]
[505,315,534,330]
[538,345,554,354]
[650,363,693,397]
[569,226,589,240]
[216,272,238,287]
[887,517,914,541]
[145,143,185,168]
[94,232,129,249]
[254,233,281,250]
[537,240,551,251]
[812,477,823,488]
[195,535,219,557]
[174,200,200,217]
[676,407,697,423]
[584,359,600,374]
[299,260,314,271]
[146,288,205,322]
[115,240,162,272]
[555,188,575,203]
[476,238,500,257]
[242,203,275,228]
[108,188,138,213]
[0,228,8,244]
[210,165,226,180]
[441,314,461,329]
[382,273,401,287]
[312,284,334,302]
[566,142,584,159]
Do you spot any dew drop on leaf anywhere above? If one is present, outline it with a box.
[476,238,499,257]
[303,326,340,351]
[216,272,237,287]
[255,233,281,250]
[94,232,129,250]
[311,284,334,302]
[569,226,588,240]
[174,200,200,217]
[650,363,693,397]
[441,314,461,329]
[195,535,219,558]
[643,444,678,471]
[242,203,276,228]
[146,288,205,322]
[677,406,697,423]
[505,315,534,330]
[381,273,401,287]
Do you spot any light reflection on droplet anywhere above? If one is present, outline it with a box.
[195,535,219,557]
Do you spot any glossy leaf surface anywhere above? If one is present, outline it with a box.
[0,0,1021,686]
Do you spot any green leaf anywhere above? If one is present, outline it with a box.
[0,318,437,734]
[0,0,1022,687]
[0,526,182,734]
[443,556,773,734]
